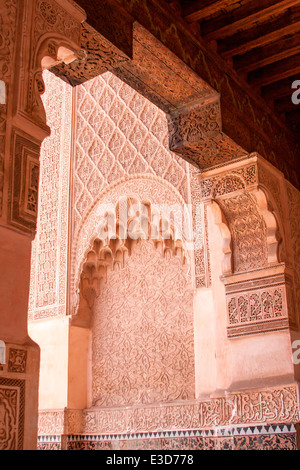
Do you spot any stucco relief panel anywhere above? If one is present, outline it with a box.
[92,239,195,408]
[71,176,192,315]
[73,71,189,234]
[71,72,209,310]
[29,70,72,320]
[218,192,268,273]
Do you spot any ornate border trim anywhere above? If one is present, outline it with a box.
[38,384,299,436]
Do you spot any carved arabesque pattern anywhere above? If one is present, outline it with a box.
[76,196,187,326]
[228,288,286,326]
[189,166,211,287]
[200,164,257,199]
[71,176,193,316]
[0,0,17,82]
[218,192,268,273]
[50,22,130,86]
[91,239,195,407]
[37,385,299,436]
[28,70,72,320]
[73,71,189,233]
[0,378,25,450]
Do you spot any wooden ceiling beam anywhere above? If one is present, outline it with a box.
[183,0,242,22]
[248,54,300,89]
[202,0,300,40]
[233,33,300,72]
[261,74,300,102]
[275,95,300,114]
[285,110,300,134]
[285,109,300,127]
[219,7,300,58]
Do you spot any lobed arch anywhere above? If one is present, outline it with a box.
[70,174,194,316]
[71,181,193,327]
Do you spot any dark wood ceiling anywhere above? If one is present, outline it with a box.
[170,0,300,136]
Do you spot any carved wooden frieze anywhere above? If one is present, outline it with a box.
[92,0,300,188]
[167,100,246,169]
[50,22,130,86]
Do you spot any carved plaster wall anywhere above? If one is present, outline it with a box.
[70,71,211,313]
[200,156,298,337]
[73,71,190,231]
[91,238,195,407]
[29,71,72,320]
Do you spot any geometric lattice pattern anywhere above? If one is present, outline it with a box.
[73,72,189,233]
[0,378,25,450]
[29,71,209,321]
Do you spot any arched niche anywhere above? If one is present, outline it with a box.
[70,175,194,317]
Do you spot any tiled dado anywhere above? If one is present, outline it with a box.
[37,384,300,450]
[37,424,298,450]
